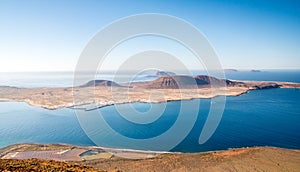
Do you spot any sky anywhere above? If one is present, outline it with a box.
[0,0,299,72]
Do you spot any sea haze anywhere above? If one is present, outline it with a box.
[0,70,300,87]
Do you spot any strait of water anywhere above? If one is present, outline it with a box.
[0,70,299,152]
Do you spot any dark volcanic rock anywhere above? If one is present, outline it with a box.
[193,75,246,87]
[193,75,224,85]
[157,75,197,88]
[131,75,237,89]
[254,83,280,89]
[81,75,280,90]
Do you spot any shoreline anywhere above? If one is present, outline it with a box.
[0,87,292,111]
[1,142,299,157]
[1,142,300,172]
[0,78,299,110]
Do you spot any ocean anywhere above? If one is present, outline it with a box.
[0,70,299,152]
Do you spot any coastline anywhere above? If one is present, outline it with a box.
[1,76,300,171]
[1,142,299,159]
[1,141,299,154]
[0,78,299,110]
[1,143,300,171]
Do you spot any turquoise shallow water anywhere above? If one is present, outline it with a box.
[0,88,299,152]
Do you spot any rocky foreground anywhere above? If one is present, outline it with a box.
[0,144,300,172]
[0,159,105,172]
[0,75,299,110]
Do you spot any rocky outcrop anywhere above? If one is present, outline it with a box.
[131,75,247,89]
[254,83,280,89]
[79,75,282,90]
[131,75,201,89]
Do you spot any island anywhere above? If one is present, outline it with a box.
[1,76,299,171]
[251,69,262,72]
[224,69,238,72]
[0,75,299,110]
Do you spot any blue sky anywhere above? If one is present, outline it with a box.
[0,0,299,72]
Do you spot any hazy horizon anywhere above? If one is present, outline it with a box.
[1,68,300,73]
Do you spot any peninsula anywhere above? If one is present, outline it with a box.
[0,75,299,110]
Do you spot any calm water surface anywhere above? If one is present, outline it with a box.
[0,88,299,152]
[0,70,299,152]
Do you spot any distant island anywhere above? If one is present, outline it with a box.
[224,69,264,72]
[251,69,262,72]
[0,75,299,110]
[145,70,176,78]
[224,69,238,72]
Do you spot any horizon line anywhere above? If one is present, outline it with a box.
[0,68,300,73]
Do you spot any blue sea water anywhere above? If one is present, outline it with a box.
[175,88,300,152]
[0,70,299,152]
[0,102,94,148]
